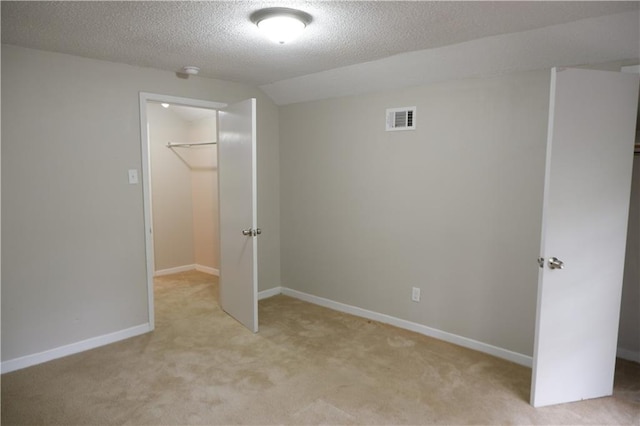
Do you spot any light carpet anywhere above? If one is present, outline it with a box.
[2,270,639,424]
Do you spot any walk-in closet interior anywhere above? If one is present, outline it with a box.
[147,102,219,277]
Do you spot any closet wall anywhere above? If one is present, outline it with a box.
[148,102,218,274]
[188,114,219,271]
[618,142,640,361]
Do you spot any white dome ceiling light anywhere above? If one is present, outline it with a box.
[251,7,312,45]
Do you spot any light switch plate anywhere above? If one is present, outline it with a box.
[128,169,139,184]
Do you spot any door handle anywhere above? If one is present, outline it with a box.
[242,228,262,236]
[548,257,564,270]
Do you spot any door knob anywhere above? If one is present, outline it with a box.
[548,257,564,270]
[242,229,252,236]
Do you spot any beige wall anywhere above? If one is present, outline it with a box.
[280,70,550,356]
[1,42,633,367]
[148,103,195,271]
[1,45,280,362]
[188,115,219,270]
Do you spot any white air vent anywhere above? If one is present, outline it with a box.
[386,106,416,131]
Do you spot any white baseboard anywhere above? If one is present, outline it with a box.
[155,264,220,277]
[258,286,283,300]
[154,264,196,276]
[2,287,540,374]
[281,288,533,368]
[617,347,640,363]
[1,323,152,374]
[195,264,220,276]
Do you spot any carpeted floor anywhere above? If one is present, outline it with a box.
[2,270,639,425]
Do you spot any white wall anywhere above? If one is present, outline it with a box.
[1,45,280,363]
[618,149,640,361]
[280,70,550,357]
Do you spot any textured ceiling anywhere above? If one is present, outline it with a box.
[2,1,638,88]
[263,11,640,104]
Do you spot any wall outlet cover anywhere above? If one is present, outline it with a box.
[412,287,421,302]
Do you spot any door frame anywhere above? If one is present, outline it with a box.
[138,92,227,329]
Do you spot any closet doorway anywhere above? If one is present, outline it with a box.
[147,102,219,277]
[139,93,259,333]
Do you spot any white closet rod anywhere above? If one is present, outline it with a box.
[166,141,217,148]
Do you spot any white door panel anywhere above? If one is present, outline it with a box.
[531,68,639,407]
[218,98,258,333]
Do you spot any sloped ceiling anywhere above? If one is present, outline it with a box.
[2,1,638,104]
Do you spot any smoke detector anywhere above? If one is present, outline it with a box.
[181,66,200,75]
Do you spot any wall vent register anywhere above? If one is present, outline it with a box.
[386,106,416,131]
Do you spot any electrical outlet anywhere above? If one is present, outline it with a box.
[412,287,421,302]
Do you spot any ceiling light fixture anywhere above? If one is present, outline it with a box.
[161,103,170,108]
[251,7,312,44]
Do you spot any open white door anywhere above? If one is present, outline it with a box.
[531,68,639,407]
[218,98,259,333]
